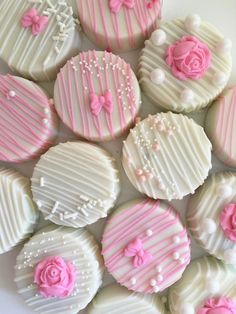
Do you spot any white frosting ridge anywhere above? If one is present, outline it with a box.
[88,283,166,314]
[31,141,120,227]
[0,168,38,254]
[187,172,236,263]
[15,225,104,314]
[139,18,232,112]
[205,86,236,167]
[168,256,236,314]
[0,0,78,81]
[122,112,212,200]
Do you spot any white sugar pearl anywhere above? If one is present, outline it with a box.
[150,279,157,287]
[216,38,232,55]
[9,90,16,97]
[178,257,185,265]
[212,72,227,86]
[180,303,195,314]
[202,218,217,234]
[173,236,181,244]
[184,14,201,32]
[130,277,136,285]
[157,274,163,282]
[180,89,194,103]
[151,29,167,46]
[150,69,165,85]
[224,249,236,264]
[153,286,160,293]
[43,118,49,125]
[217,184,232,198]
[156,265,162,273]
[205,279,220,294]
[173,252,180,260]
[146,229,153,237]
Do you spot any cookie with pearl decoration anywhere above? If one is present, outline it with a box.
[139,14,232,112]
[187,172,236,264]
[102,198,191,294]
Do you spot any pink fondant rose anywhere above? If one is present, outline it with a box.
[198,297,236,314]
[34,256,76,298]
[220,203,236,242]
[165,36,212,81]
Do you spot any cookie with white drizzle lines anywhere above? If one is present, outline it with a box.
[87,283,167,314]
[205,86,236,167]
[168,256,236,314]
[0,0,80,81]
[31,141,120,227]
[15,225,104,314]
[139,14,232,112]
[0,168,38,254]
[54,50,141,142]
[102,198,191,294]
[0,74,58,163]
[187,172,236,265]
[122,112,212,201]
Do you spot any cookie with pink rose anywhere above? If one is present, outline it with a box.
[15,225,104,314]
[187,172,236,265]
[75,0,162,52]
[102,198,191,294]
[139,14,232,112]
[169,256,236,314]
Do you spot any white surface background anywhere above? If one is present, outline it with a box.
[0,0,236,313]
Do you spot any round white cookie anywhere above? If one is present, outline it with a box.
[205,86,236,167]
[31,141,120,227]
[122,112,212,201]
[15,225,104,314]
[0,168,38,254]
[187,172,236,264]
[0,74,58,162]
[139,15,232,112]
[54,51,141,141]
[87,283,166,314]
[0,0,80,81]
[169,256,236,314]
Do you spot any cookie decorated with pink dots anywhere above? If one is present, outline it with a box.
[102,198,191,294]
[54,51,141,141]
[205,86,236,167]
[187,172,236,265]
[0,74,58,163]
[122,112,212,201]
[15,225,104,314]
[76,0,162,52]
[139,15,232,112]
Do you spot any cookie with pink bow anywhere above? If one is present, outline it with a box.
[54,50,141,141]
[73,0,162,52]
[0,0,81,81]
[139,14,232,112]
[102,198,191,293]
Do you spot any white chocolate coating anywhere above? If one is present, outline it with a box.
[88,283,166,314]
[15,225,104,314]
[31,141,120,227]
[0,168,38,254]
[54,51,141,142]
[205,86,236,167]
[139,17,232,112]
[122,112,212,201]
[0,74,58,162]
[187,172,236,264]
[0,0,80,81]
[168,256,236,314]
[76,0,162,52]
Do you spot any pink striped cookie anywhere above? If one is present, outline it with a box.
[54,51,141,141]
[76,0,162,52]
[102,198,191,294]
[0,75,58,163]
[205,86,236,167]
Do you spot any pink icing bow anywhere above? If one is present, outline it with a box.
[124,238,153,268]
[109,0,135,13]
[89,91,113,116]
[21,8,48,36]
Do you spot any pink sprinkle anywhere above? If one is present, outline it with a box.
[146,172,154,180]
[139,175,147,182]
[152,143,160,151]
[136,169,143,176]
